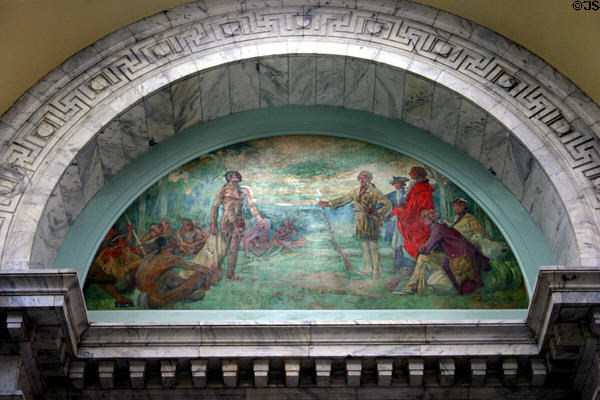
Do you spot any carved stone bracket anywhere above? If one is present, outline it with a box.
[3,266,600,398]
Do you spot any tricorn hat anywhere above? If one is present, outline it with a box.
[390,176,409,184]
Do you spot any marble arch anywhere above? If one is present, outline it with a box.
[3,2,600,398]
[1,0,600,272]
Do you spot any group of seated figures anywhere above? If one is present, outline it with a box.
[85,215,305,309]
[382,167,507,296]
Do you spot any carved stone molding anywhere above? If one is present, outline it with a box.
[0,0,599,271]
[3,266,600,398]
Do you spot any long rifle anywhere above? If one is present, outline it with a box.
[316,190,355,272]
[384,265,415,291]
[125,213,147,256]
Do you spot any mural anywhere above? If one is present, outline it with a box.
[83,136,527,310]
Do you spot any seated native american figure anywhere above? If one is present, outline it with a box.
[135,237,211,308]
[241,218,272,256]
[395,209,490,296]
[273,219,306,249]
[452,197,508,262]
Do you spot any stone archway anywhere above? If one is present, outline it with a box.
[1,0,599,271]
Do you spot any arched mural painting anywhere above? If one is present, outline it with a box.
[83,135,526,311]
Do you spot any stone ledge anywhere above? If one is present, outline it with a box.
[3,266,600,398]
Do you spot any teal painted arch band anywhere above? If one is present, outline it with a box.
[54,106,554,322]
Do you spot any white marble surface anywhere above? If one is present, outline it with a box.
[373,64,405,119]
[520,160,550,215]
[171,75,203,134]
[96,120,127,180]
[402,73,433,131]
[144,88,175,144]
[0,92,41,130]
[91,27,136,59]
[58,163,86,225]
[26,68,70,107]
[200,66,232,120]
[75,140,105,204]
[565,90,600,126]
[289,55,316,105]
[501,136,533,201]
[479,119,509,177]
[344,58,376,112]
[456,100,487,161]
[126,12,172,41]
[433,10,474,38]
[119,103,150,163]
[428,85,460,145]
[30,185,69,269]
[0,0,597,278]
[59,45,101,79]
[393,2,437,25]
[315,56,345,106]
[229,60,260,112]
[260,57,289,108]
[534,64,578,101]
[165,2,209,26]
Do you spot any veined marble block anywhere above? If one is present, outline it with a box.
[98,360,115,389]
[160,360,176,388]
[408,358,424,387]
[346,359,362,387]
[376,359,393,387]
[315,359,332,387]
[222,360,238,387]
[191,359,207,388]
[285,359,300,387]
[129,360,146,389]
[254,359,270,387]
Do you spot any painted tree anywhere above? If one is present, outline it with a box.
[428,167,452,221]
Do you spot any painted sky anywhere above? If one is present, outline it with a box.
[170,136,437,207]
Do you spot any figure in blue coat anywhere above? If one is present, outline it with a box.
[385,176,409,273]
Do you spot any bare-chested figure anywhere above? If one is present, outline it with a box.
[177,218,207,255]
[135,237,210,308]
[273,219,306,249]
[210,171,264,280]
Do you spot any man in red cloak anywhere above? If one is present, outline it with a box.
[390,166,435,259]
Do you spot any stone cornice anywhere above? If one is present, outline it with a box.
[528,266,600,349]
[0,269,87,354]
[3,266,600,397]
[4,266,600,357]
[79,320,536,359]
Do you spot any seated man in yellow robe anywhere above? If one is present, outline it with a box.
[452,197,507,261]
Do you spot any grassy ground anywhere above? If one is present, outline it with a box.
[85,228,528,310]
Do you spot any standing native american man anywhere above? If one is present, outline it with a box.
[210,171,265,280]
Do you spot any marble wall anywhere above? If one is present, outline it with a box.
[33,55,578,269]
[1,0,597,274]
